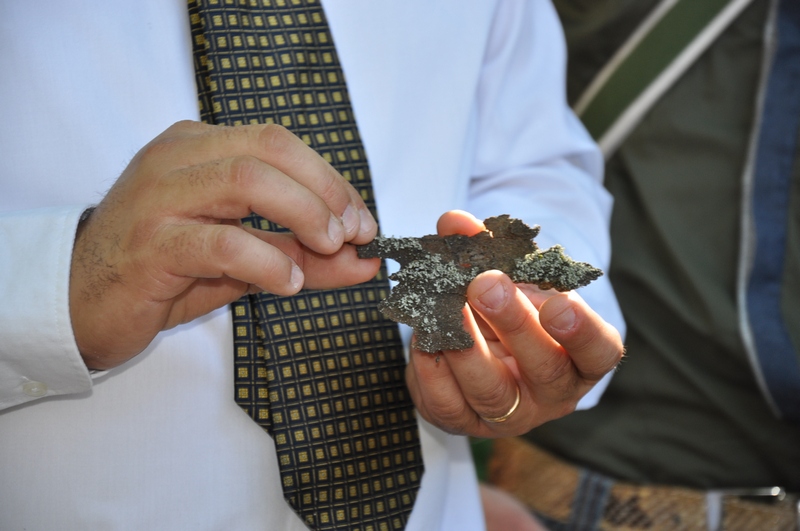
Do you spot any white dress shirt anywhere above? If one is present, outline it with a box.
[0,1,624,529]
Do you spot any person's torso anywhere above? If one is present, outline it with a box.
[0,0,502,528]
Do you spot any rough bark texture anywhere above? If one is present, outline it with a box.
[357,215,602,352]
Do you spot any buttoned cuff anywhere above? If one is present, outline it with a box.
[0,205,95,410]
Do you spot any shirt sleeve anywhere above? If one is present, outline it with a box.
[0,205,95,410]
[466,1,626,409]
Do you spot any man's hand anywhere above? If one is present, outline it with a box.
[405,210,623,437]
[69,121,379,370]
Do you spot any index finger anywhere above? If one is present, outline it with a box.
[145,121,378,244]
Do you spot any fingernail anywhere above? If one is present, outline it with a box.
[359,207,377,236]
[549,304,576,331]
[289,263,304,291]
[342,204,359,236]
[477,279,507,310]
[328,213,343,245]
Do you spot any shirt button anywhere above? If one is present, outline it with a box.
[22,381,48,397]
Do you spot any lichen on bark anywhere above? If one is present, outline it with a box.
[356,215,602,352]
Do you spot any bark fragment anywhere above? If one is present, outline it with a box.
[357,215,602,352]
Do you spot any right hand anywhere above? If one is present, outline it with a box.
[69,121,380,370]
[406,211,623,438]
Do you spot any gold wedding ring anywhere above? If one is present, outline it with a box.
[479,385,521,423]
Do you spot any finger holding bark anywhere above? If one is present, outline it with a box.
[155,156,350,256]
[145,122,377,244]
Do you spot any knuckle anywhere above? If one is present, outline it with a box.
[143,120,202,157]
[316,168,345,204]
[226,155,263,189]
[533,353,574,387]
[529,382,582,425]
[138,134,180,162]
[579,345,624,381]
[207,226,242,265]
[258,123,344,198]
[282,192,332,240]
[133,121,206,171]
[471,380,511,414]
[258,123,294,150]
[168,119,203,134]
[428,398,473,435]
[569,323,624,381]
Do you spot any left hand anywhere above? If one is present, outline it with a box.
[405,210,624,437]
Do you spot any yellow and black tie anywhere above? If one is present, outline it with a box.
[188,1,424,529]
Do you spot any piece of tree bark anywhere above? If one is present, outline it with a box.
[357,215,602,352]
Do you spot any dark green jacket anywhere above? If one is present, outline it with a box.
[528,0,800,490]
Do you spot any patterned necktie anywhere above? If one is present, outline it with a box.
[188,1,424,529]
